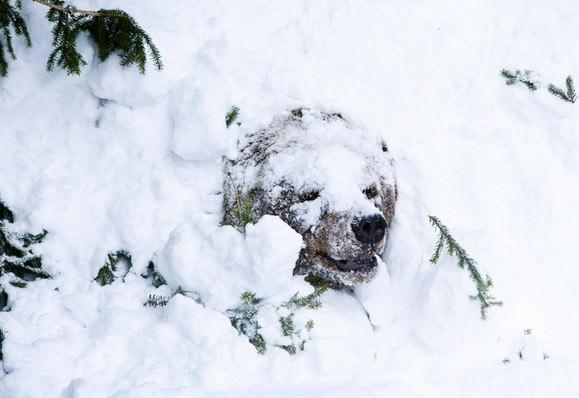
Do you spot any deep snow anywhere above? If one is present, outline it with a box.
[1,0,579,397]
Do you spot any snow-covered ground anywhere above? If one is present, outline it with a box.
[2,0,579,397]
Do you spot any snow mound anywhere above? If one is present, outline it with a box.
[157,215,302,310]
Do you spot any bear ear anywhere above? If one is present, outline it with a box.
[380,141,389,152]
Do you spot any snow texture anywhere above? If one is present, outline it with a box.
[1,0,579,397]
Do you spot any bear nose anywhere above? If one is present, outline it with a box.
[352,215,387,244]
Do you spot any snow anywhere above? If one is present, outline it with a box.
[157,215,302,310]
[2,0,579,397]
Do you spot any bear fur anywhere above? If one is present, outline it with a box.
[223,108,396,287]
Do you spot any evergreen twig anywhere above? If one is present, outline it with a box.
[46,1,86,75]
[0,328,4,361]
[226,291,266,354]
[225,106,240,128]
[143,286,202,307]
[0,0,31,76]
[428,215,502,320]
[0,0,164,76]
[500,68,538,91]
[283,283,329,311]
[223,173,255,230]
[94,250,132,286]
[227,288,326,355]
[548,75,576,103]
[1,198,50,314]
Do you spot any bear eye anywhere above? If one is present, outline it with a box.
[299,190,320,202]
[363,185,379,199]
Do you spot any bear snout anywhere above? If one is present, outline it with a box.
[351,215,386,245]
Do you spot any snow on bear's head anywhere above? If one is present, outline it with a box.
[223,108,397,287]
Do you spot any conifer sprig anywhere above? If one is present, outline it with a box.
[46,1,86,75]
[143,286,202,307]
[227,288,326,355]
[0,0,31,76]
[225,106,240,128]
[0,328,4,361]
[1,198,51,311]
[81,9,162,74]
[500,69,538,91]
[428,215,502,320]
[1,0,162,76]
[548,75,576,103]
[94,250,132,286]
[283,283,329,311]
[226,291,266,354]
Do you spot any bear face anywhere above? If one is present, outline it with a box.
[223,109,396,287]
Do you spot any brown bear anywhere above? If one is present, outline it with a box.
[223,108,396,287]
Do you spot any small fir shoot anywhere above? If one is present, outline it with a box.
[1,198,50,314]
[428,215,502,320]
[46,1,86,75]
[279,314,295,337]
[225,106,240,128]
[0,201,14,223]
[226,291,266,354]
[8,279,26,288]
[143,293,170,308]
[0,328,4,361]
[283,284,329,311]
[94,250,132,286]
[548,75,576,103]
[143,286,202,308]
[142,261,167,288]
[227,287,327,355]
[500,68,538,91]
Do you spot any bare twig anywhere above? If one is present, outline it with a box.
[32,0,122,17]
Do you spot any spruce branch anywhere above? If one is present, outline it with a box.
[0,0,31,76]
[548,75,576,103]
[80,9,163,73]
[94,250,132,286]
[500,68,538,91]
[283,284,329,311]
[428,215,502,320]
[144,293,170,307]
[225,106,240,128]
[227,288,324,355]
[0,201,14,223]
[1,198,50,317]
[1,200,51,283]
[143,286,202,307]
[226,291,266,354]
[45,1,87,75]
[37,0,162,75]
